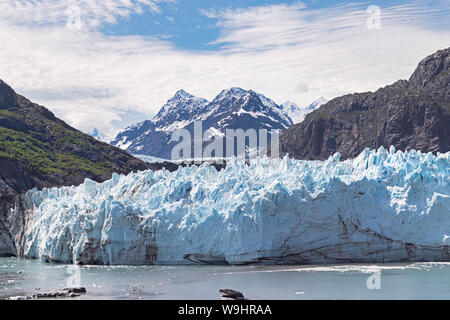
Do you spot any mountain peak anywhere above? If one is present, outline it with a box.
[0,79,18,108]
[171,89,195,100]
[281,97,328,124]
[409,47,449,100]
[306,96,328,111]
[151,90,209,128]
[280,102,302,119]
[215,87,248,101]
[280,101,299,110]
[314,96,328,105]
[227,87,247,94]
[163,89,207,108]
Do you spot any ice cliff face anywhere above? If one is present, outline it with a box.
[8,147,450,265]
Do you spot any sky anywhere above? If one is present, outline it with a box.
[0,0,449,138]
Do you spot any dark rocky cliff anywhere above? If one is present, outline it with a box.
[279,47,450,160]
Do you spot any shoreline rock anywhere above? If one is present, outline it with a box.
[219,289,248,300]
[8,287,87,300]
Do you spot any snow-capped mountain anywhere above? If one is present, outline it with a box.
[88,128,111,143]
[111,89,209,153]
[280,101,305,124]
[152,89,210,130]
[281,97,328,124]
[111,88,293,159]
[306,96,328,112]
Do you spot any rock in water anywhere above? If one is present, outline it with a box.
[63,287,87,294]
[220,289,247,300]
[8,296,32,300]
[9,287,87,300]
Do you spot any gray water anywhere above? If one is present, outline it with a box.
[1,258,449,300]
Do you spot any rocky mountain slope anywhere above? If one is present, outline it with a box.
[279,48,450,160]
[111,88,293,159]
[0,80,152,194]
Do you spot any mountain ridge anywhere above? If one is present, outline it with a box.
[111,87,293,159]
[278,47,450,160]
[0,80,152,193]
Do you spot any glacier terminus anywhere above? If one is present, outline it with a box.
[5,147,450,265]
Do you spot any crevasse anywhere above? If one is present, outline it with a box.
[10,146,450,265]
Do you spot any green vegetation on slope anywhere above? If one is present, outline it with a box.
[0,125,117,176]
[0,84,149,190]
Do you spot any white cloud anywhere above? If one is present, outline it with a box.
[0,0,169,29]
[208,2,449,51]
[0,1,449,138]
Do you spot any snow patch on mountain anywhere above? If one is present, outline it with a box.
[306,96,328,112]
[281,97,328,124]
[88,128,111,143]
[10,147,450,265]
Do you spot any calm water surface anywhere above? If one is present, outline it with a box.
[1,258,449,300]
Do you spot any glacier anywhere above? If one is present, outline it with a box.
[7,146,450,265]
